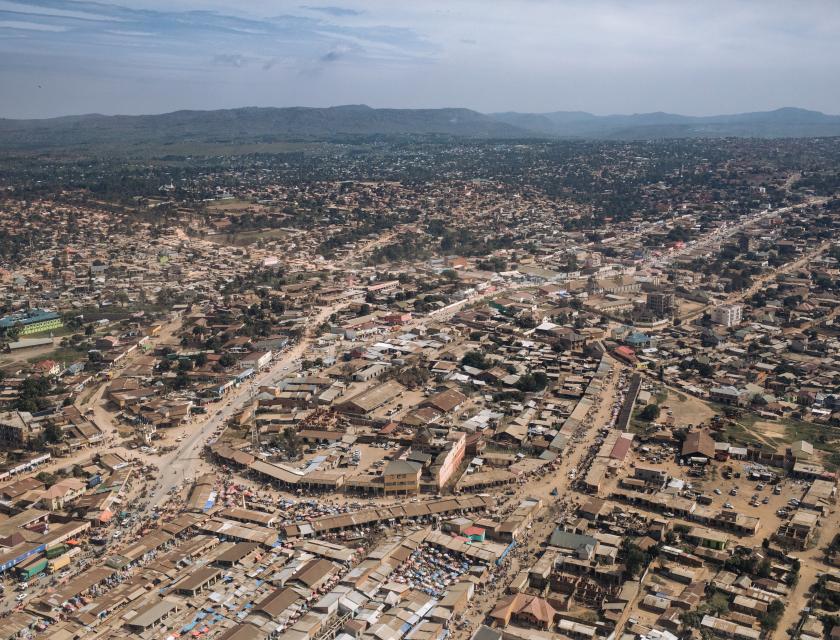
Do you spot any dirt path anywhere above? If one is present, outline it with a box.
[772,544,827,639]
[452,363,625,639]
[145,298,357,509]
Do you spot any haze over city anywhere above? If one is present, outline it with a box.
[2,3,840,640]
[0,0,839,118]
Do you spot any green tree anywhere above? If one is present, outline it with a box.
[461,350,490,370]
[219,353,236,368]
[44,423,63,443]
[640,404,661,421]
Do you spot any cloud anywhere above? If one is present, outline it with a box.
[0,19,67,31]
[319,49,344,62]
[300,5,363,17]
[211,53,248,67]
[2,0,839,118]
[0,0,122,23]
[107,29,155,37]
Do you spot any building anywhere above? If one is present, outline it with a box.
[647,291,675,317]
[489,593,557,630]
[0,309,63,336]
[681,430,716,463]
[711,304,743,327]
[382,460,422,494]
[337,380,405,416]
[0,411,36,446]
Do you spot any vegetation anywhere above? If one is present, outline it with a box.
[461,350,490,370]
[639,403,661,421]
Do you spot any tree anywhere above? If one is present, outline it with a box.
[281,427,301,459]
[194,352,208,367]
[461,350,489,370]
[441,269,459,282]
[640,404,661,421]
[219,353,236,368]
[173,371,189,390]
[759,600,785,632]
[44,423,63,443]
[622,541,646,578]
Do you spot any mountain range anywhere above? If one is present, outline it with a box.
[1,105,839,155]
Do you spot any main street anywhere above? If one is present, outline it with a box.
[143,298,358,509]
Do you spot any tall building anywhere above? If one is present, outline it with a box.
[711,304,743,327]
[646,291,675,317]
[0,309,62,336]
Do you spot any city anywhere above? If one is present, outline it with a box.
[1,2,840,640]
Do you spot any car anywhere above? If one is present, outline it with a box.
[714,488,722,495]
[724,502,733,509]
[16,593,27,602]
[762,497,770,504]
[112,530,122,538]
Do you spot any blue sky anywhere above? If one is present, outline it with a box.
[0,0,838,118]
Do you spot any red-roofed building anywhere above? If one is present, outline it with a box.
[33,360,60,377]
[610,434,634,461]
[612,346,638,366]
[464,526,486,542]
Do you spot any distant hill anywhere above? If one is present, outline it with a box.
[490,107,840,139]
[0,105,529,154]
[1,105,839,155]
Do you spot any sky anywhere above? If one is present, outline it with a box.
[0,0,838,119]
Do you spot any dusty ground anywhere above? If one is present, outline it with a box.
[662,390,717,427]
[451,362,625,639]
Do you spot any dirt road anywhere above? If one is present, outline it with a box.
[453,362,625,638]
[144,299,356,509]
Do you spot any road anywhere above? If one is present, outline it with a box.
[453,362,625,639]
[772,542,832,639]
[145,299,356,509]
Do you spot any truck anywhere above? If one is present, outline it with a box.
[48,554,71,573]
[45,544,68,559]
[17,558,48,580]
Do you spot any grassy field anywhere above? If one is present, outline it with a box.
[719,408,840,468]
[27,344,90,365]
[206,198,254,212]
[203,228,287,247]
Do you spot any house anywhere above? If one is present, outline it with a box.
[420,389,467,415]
[548,529,597,560]
[33,360,60,377]
[489,593,557,629]
[681,430,716,463]
[288,558,338,591]
[337,380,405,416]
[382,460,422,494]
[709,386,746,406]
[241,350,272,370]
[251,587,301,622]
[38,478,87,510]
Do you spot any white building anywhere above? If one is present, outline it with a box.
[711,304,742,327]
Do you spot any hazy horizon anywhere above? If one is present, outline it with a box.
[4,104,840,122]
[1,0,838,119]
